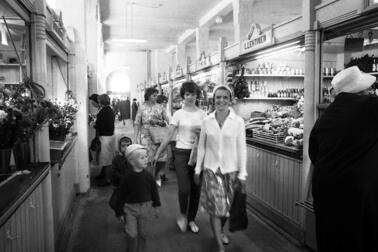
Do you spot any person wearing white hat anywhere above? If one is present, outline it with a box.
[114,143,161,252]
[194,85,247,252]
[309,66,378,251]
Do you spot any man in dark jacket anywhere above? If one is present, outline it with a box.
[309,66,378,252]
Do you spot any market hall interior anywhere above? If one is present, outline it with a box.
[1,0,378,251]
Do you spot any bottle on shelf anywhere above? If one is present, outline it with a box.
[373,59,377,72]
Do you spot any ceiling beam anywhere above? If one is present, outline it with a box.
[199,0,233,27]
[178,29,196,44]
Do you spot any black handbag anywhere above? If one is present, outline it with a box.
[90,137,101,152]
[229,189,248,232]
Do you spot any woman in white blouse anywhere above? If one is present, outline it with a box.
[194,85,247,252]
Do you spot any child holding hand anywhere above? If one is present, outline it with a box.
[115,144,161,252]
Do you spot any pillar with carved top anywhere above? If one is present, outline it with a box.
[196,26,210,61]
[232,0,255,43]
[301,0,318,215]
[31,1,55,251]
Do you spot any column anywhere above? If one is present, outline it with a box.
[218,37,227,85]
[232,0,255,42]
[70,30,90,193]
[31,0,49,163]
[147,49,152,82]
[31,2,55,251]
[301,0,317,206]
[176,43,186,70]
[196,26,210,60]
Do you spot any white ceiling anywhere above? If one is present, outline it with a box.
[99,0,302,52]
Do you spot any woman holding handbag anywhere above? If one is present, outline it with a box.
[94,94,116,186]
[154,81,206,234]
[194,85,247,252]
[134,87,170,186]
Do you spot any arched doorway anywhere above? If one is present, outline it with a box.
[105,69,131,98]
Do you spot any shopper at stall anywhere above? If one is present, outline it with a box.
[94,93,116,186]
[154,81,206,233]
[309,66,378,252]
[194,85,247,252]
[132,98,139,124]
[134,87,169,186]
[89,93,100,164]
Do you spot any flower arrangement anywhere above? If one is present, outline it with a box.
[48,98,79,140]
[0,85,61,147]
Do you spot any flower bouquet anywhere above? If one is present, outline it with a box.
[48,98,78,141]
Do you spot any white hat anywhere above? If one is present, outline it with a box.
[213,85,234,98]
[125,144,147,159]
[331,66,376,94]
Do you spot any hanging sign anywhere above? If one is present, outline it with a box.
[240,23,274,55]
[175,64,183,78]
[197,51,211,69]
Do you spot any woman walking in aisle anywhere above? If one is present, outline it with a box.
[94,94,116,186]
[194,85,247,252]
[154,81,206,233]
[134,87,169,185]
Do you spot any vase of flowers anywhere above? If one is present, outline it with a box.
[48,98,78,141]
[0,107,18,173]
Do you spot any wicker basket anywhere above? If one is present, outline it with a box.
[252,129,285,144]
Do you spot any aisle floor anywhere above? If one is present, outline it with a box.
[64,120,309,252]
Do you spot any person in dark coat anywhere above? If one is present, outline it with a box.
[119,98,131,125]
[309,66,378,252]
[94,94,116,186]
[132,98,139,123]
[110,136,133,187]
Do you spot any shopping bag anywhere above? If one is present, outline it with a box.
[149,126,168,144]
[229,189,248,232]
[90,137,101,152]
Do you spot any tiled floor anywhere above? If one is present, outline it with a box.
[64,120,310,252]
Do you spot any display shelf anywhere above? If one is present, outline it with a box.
[236,74,304,78]
[245,97,298,101]
[0,63,26,67]
[0,82,20,85]
[322,75,334,78]
[367,72,378,75]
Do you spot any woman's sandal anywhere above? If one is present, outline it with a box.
[221,233,230,245]
[188,221,200,233]
[177,217,187,232]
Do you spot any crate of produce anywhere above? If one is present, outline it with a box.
[252,129,285,144]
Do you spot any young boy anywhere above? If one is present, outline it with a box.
[110,136,133,187]
[115,144,161,252]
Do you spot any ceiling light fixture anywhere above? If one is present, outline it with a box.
[215,16,223,24]
[125,0,163,9]
[108,38,147,43]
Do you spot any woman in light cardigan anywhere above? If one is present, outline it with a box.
[194,85,247,252]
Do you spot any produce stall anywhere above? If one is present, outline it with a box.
[226,21,307,240]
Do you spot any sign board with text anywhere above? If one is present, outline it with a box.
[240,23,274,55]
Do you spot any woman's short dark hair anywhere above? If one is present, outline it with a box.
[157,95,168,104]
[180,81,201,99]
[144,87,158,101]
[98,94,111,106]
[89,93,99,104]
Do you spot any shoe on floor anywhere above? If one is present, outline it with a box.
[176,216,187,232]
[188,221,199,233]
[156,179,162,187]
[221,233,230,245]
